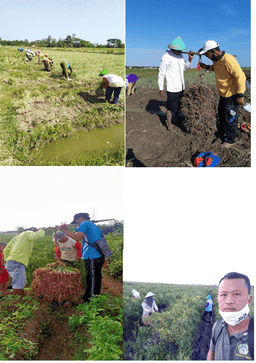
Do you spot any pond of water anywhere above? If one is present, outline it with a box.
[36,123,124,165]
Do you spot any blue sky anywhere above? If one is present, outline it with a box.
[126,0,251,67]
[0,0,124,44]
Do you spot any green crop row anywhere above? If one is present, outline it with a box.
[123,282,254,360]
[0,295,40,359]
[68,294,123,360]
[1,232,123,286]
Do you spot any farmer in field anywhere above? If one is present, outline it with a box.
[0,242,9,298]
[53,231,82,267]
[198,40,246,148]
[3,229,45,297]
[158,37,194,130]
[59,213,107,303]
[203,294,214,323]
[25,49,34,62]
[99,69,125,104]
[132,289,140,299]
[207,272,254,360]
[60,60,73,80]
[42,54,54,72]
[141,292,159,325]
[126,74,139,97]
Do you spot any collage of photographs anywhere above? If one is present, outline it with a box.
[0,0,254,361]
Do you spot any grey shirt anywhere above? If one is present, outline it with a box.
[210,320,252,360]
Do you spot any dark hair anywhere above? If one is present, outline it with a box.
[218,272,251,294]
[213,46,220,51]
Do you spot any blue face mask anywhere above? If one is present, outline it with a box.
[151,297,153,301]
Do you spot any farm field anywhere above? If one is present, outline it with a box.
[126,68,251,167]
[0,232,123,360]
[0,47,125,166]
[123,281,254,360]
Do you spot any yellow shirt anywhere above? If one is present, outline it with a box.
[4,230,45,267]
[209,52,246,98]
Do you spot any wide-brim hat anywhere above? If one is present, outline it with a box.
[199,40,219,55]
[168,37,187,52]
[145,292,155,298]
[70,213,90,224]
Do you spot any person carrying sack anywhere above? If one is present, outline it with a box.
[59,213,111,303]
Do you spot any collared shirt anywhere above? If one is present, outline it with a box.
[208,51,246,98]
[76,221,102,260]
[158,50,191,92]
[210,320,253,360]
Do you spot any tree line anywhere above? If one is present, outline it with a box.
[15,221,123,236]
[0,34,124,48]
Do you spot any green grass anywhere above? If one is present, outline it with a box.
[127,67,217,91]
[0,47,125,165]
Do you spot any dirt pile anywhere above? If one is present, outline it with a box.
[180,78,218,136]
[31,261,83,304]
[126,70,251,167]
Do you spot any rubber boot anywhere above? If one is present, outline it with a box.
[166,111,172,130]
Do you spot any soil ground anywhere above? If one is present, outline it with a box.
[2,269,122,360]
[191,314,215,360]
[126,71,251,167]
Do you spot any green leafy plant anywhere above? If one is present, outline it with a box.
[68,294,123,360]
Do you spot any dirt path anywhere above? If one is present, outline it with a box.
[126,72,251,167]
[191,313,215,360]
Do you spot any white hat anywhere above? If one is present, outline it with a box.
[199,40,219,55]
[145,292,155,298]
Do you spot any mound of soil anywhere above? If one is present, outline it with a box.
[126,71,251,167]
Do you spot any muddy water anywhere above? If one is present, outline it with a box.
[37,123,124,164]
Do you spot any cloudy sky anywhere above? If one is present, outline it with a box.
[0,167,123,231]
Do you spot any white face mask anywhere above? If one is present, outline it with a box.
[219,303,250,326]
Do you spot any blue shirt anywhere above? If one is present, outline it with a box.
[76,221,102,260]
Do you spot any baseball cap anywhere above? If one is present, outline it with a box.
[70,213,90,224]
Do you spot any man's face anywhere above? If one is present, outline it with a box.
[217,278,252,312]
[172,50,182,56]
[75,217,83,224]
[58,236,66,242]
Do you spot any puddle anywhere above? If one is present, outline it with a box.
[36,123,124,164]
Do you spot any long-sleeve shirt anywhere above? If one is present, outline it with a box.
[141,300,158,321]
[207,51,246,98]
[3,230,45,267]
[158,50,191,92]
[102,74,125,88]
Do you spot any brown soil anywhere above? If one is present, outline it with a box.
[126,71,251,167]
[3,269,122,360]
